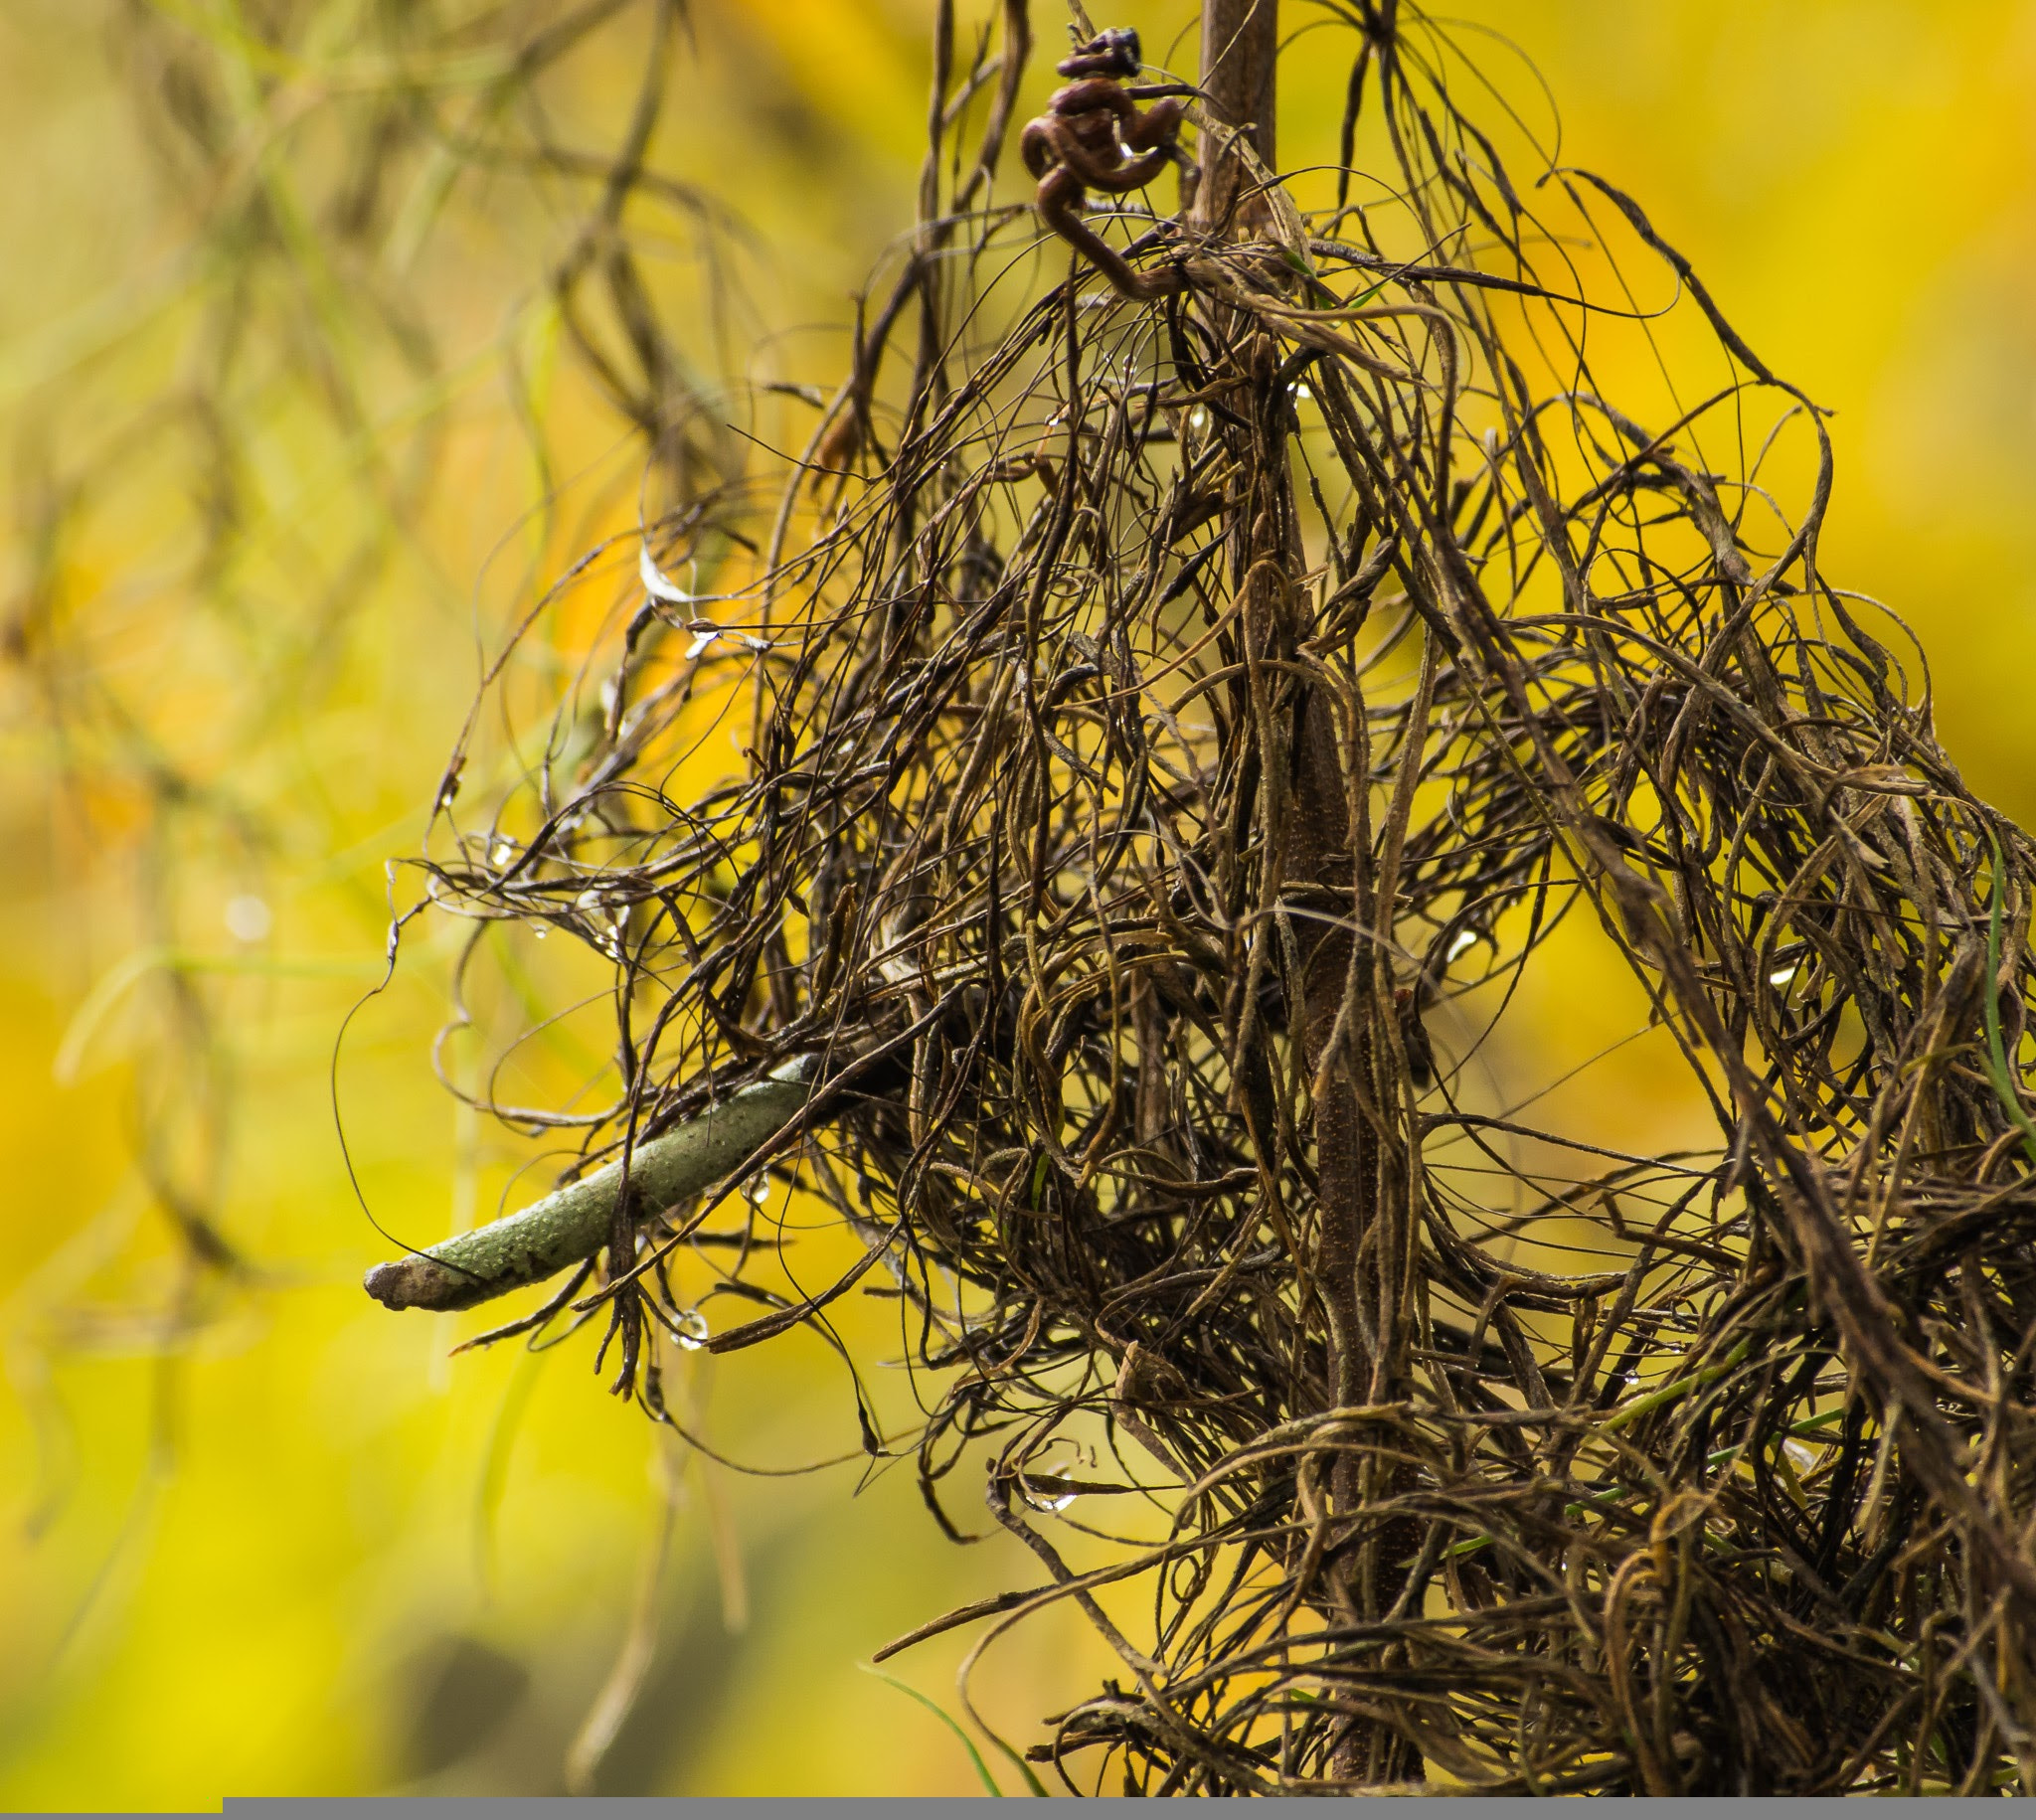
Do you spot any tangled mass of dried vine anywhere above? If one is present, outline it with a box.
[368,0,2036,1794]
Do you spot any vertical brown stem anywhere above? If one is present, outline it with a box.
[1194,0,1279,233]
[1198,0,1370,1435]
[1197,2,1421,1784]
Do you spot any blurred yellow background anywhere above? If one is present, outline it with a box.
[3,0,2035,1802]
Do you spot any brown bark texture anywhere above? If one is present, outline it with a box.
[1194,0,1279,231]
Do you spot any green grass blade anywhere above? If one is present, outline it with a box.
[857,1663,1006,1797]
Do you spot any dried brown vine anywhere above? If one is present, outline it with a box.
[375,0,2036,1793]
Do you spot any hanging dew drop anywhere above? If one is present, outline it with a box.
[1021,1477,1077,1513]
[674,1307,710,1350]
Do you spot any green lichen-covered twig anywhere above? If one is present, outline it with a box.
[362,1059,816,1314]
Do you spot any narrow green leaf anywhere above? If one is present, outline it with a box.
[856,1664,1005,1797]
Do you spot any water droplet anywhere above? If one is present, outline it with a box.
[1020,1477,1077,1514]
[531,923,549,940]
[1769,964,1797,988]
[684,629,717,661]
[745,1172,771,1209]
[674,1307,710,1351]
[1445,927,1479,962]
[491,839,514,868]
[1188,406,1209,431]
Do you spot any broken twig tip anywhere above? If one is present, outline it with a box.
[363,1254,474,1313]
